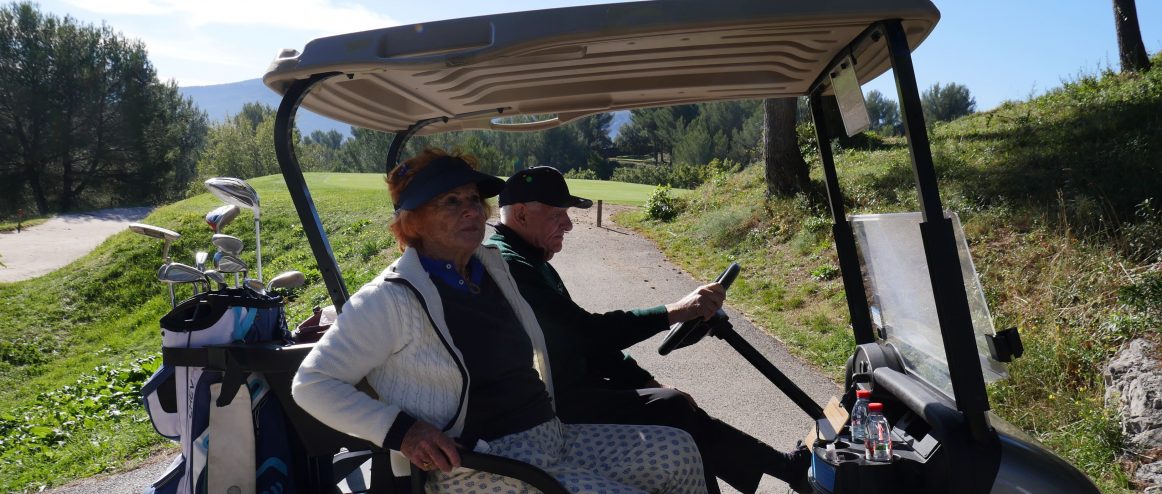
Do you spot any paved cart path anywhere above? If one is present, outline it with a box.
[0,207,152,282]
[48,206,840,494]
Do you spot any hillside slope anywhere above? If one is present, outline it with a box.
[622,55,1162,493]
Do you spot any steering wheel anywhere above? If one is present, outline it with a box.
[658,263,740,355]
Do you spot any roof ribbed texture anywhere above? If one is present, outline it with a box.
[263,0,938,135]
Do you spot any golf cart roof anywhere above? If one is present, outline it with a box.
[263,0,939,136]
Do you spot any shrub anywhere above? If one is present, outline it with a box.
[611,160,726,188]
[810,265,840,280]
[692,206,755,248]
[564,168,599,180]
[1121,199,1162,263]
[645,185,683,221]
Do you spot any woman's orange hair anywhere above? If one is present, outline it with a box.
[386,148,492,252]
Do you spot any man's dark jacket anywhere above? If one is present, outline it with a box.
[485,224,669,392]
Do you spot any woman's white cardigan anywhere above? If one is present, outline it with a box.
[292,244,555,471]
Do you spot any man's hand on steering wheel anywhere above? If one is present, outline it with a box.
[665,283,726,324]
[659,263,740,356]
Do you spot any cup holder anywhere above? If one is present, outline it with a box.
[836,452,860,461]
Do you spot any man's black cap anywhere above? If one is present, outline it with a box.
[499,166,593,209]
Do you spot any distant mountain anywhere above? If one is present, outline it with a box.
[179,79,351,137]
[180,79,632,140]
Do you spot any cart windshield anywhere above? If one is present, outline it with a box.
[851,212,1008,399]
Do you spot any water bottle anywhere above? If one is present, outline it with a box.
[850,389,872,441]
[864,402,892,462]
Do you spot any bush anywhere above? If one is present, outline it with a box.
[1119,271,1162,323]
[611,160,728,189]
[1121,199,1162,263]
[645,185,683,221]
[564,168,599,180]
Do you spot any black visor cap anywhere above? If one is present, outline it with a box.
[394,156,505,211]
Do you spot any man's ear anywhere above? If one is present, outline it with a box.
[513,203,528,225]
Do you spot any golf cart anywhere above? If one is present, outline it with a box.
[253,0,1103,492]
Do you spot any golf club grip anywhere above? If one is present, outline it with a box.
[716,263,740,290]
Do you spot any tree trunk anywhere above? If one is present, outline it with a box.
[763,98,810,196]
[1113,0,1152,72]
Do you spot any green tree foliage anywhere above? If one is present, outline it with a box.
[0,2,208,215]
[865,90,901,135]
[304,130,344,149]
[196,103,281,179]
[921,82,977,124]
[616,102,763,167]
[575,113,613,153]
[338,128,393,173]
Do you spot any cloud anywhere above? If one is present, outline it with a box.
[63,0,399,35]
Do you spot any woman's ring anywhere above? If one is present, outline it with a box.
[421,460,433,469]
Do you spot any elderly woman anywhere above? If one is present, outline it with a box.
[293,148,707,494]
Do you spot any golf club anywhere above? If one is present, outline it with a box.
[194,251,209,293]
[243,278,266,294]
[130,223,181,307]
[266,271,306,292]
[203,269,229,291]
[211,234,244,256]
[204,177,261,282]
[205,204,241,234]
[158,262,205,302]
[216,254,248,287]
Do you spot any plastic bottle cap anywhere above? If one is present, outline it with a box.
[868,402,883,412]
[856,389,872,398]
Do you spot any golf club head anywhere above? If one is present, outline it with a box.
[266,271,306,291]
[204,204,240,233]
[211,234,244,256]
[158,262,205,284]
[204,177,260,217]
[203,269,228,290]
[129,223,180,241]
[216,254,248,274]
[243,278,266,294]
[194,251,208,271]
[129,223,181,261]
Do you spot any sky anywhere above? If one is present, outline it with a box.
[29,0,1162,112]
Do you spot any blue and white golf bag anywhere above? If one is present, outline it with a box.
[140,289,298,494]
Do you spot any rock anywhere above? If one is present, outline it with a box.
[1107,339,1162,467]
[1139,461,1162,488]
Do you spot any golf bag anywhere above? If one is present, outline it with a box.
[140,288,297,494]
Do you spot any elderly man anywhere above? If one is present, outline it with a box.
[486,166,810,494]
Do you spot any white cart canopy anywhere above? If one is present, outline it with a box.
[263,0,938,135]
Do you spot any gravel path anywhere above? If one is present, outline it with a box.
[0,207,152,282]
[44,204,839,494]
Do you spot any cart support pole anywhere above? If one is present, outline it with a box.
[274,74,350,312]
[714,323,824,420]
[884,20,994,443]
[386,117,450,173]
[808,89,875,345]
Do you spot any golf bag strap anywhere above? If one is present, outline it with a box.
[163,346,227,369]
[161,346,249,407]
[162,343,307,370]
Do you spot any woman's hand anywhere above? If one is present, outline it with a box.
[401,420,462,473]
